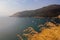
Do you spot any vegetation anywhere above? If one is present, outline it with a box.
[17,15,60,40]
[12,4,60,17]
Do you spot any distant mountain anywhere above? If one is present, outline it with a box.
[11,4,60,17]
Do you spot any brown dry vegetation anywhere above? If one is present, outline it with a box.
[17,16,60,40]
[30,22,60,40]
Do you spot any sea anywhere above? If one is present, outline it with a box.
[0,17,58,40]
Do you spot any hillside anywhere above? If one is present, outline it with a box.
[12,4,60,17]
[17,17,60,40]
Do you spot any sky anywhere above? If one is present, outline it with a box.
[0,0,60,16]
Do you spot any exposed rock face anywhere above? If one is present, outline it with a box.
[12,4,60,17]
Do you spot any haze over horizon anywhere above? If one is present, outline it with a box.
[0,0,60,16]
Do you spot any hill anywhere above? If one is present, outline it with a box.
[12,4,60,17]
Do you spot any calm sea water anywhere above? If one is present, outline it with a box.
[0,17,51,40]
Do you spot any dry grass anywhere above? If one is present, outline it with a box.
[30,23,60,40]
[17,16,60,40]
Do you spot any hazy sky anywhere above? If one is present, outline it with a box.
[0,0,60,16]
